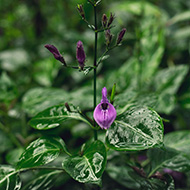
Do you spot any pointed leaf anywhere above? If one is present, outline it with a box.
[107,162,174,190]
[22,88,69,116]
[164,131,190,154]
[147,147,190,177]
[106,105,164,151]
[62,140,107,184]
[0,165,21,190]
[22,170,64,190]
[29,104,92,130]
[17,136,69,169]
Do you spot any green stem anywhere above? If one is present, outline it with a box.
[93,5,98,141]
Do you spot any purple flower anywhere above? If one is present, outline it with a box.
[117,28,126,45]
[44,44,66,66]
[76,41,86,70]
[93,87,117,129]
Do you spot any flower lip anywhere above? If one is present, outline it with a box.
[93,87,116,129]
[101,103,108,110]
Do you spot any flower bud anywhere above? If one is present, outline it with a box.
[93,87,116,129]
[65,102,71,112]
[77,4,85,20]
[76,41,86,70]
[105,30,112,47]
[44,44,66,66]
[102,14,107,28]
[107,13,114,27]
[116,28,126,45]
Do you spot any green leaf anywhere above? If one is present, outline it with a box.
[22,170,63,190]
[62,140,107,185]
[153,65,189,94]
[106,105,164,151]
[147,147,190,177]
[110,1,162,17]
[29,104,92,130]
[179,92,190,109]
[22,88,69,116]
[0,130,13,153]
[115,90,159,115]
[152,65,189,114]
[0,49,29,72]
[6,148,24,165]
[106,162,174,190]
[33,58,61,87]
[164,131,190,154]
[0,72,18,104]
[0,165,21,190]
[17,136,69,169]
[168,11,190,25]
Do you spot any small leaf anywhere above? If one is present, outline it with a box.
[164,130,190,154]
[33,58,61,87]
[106,162,174,190]
[153,65,189,94]
[62,140,107,185]
[22,87,69,116]
[29,104,92,130]
[17,136,69,169]
[22,170,64,190]
[0,72,18,104]
[147,147,190,177]
[106,105,164,151]
[0,165,21,190]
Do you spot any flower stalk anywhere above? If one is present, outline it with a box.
[93,5,98,141]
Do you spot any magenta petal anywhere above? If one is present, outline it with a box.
[76,41,86,69]
[44,44,66,65]
[93,102,116,129]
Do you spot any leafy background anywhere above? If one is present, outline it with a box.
[0,0,190,189]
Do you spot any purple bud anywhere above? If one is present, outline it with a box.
[76,41,86,70]
[77,4,85,20]
[107,13,114,27]
[44,44,66,66]
[117,28,126,45]
[105,30,112,47]
[93,87,117,129]
[102,14,108,28]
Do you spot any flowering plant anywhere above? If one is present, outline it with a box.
[0,0,189,189]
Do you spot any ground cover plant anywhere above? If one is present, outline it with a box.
[0,0,190,189]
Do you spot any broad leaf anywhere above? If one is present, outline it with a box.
[17,136,69,169]
[106,105,164,151]
[164,131,190,154]
[22,88,69,116]
[6,148,24,165]
[147,147,190,177]
[0,72,18,104]
[22,170,64,190]
[0,49,29,71]
[62,140,107,185]
[106,162,174,190]
[29,104,92,130]
[0,165,21,190]
[152,65,189,94]
[115,90,159,115]
[33,58,61,87]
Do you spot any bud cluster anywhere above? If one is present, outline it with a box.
[101,12,126,47]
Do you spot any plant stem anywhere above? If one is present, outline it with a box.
[93,5,98,141]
